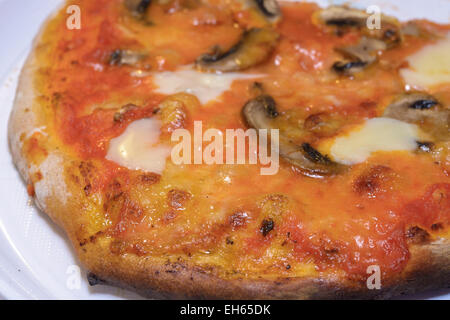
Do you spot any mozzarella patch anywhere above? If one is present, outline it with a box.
[106,118,171,174]
[401,34,450,89]
[152,67,262,105]
[328,118,422,165]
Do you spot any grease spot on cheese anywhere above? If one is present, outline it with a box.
[106,118,171,174]
[152,66,263,105]
[328,118,423,165]
[401,34,450,89]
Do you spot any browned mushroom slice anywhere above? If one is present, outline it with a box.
[318,6,402,47]
[383,93,450,142]
[242,95,345,177]
[333,37,386,75]
[195,28,279,73]
[253,0,281,22]
[109,49,148,67]
[318,5,369,27]
[125,0,152,18]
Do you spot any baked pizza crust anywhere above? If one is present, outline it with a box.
[7,6,450,300]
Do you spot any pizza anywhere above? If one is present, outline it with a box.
[8,0,450,299]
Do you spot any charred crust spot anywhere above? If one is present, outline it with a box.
[353,165,395,198]
[260,218,274,236]
[80,231,105,248]
[89,231,104,244]
[87,273,106,286]
[78,162,96,194]
[83,184,92,196]
[301,143,332,165]
[140,173,161,184]
[226,237,234,245]
[431,223,443,231]
[79,161,94,177]
[406,226,430,244]
[164,261,187,274]
[79,239,87,247]
[229,211,250,229]
[167,189,191,209]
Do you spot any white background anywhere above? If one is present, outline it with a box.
[0,0,448,299]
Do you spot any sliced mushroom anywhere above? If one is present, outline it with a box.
[318,5,369,27]
[333,37,386,75]
[318,6,402,47]
[242,95,345,177]
[253,0,281,22]
[383,93,450,141]
[195,28,279,72]
[125,0,152,18]
[109,49,147,67]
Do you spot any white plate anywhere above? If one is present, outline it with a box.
[0,0,448,300]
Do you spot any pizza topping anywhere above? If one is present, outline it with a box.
[125,0,152,19]
[318,6,402,47]
[318,6,369,28]
[329,118,423,165]
[195,27,279,72]
[158,94,190,133]
[333,37,386,75]
[250,0,282,23]
[319,6,368,27]
[109,49,148,67]
[243,95,345,177]
[153,67,262,104]
[400,35,450,89]
[106,118,171,174]
[383,93,449,142]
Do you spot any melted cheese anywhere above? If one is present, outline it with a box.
[152,67,262,105]
[106,119,171,174]
[328,118,422,165]
[401,34,450,89]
